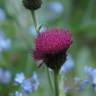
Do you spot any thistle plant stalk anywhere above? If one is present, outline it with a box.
[60,75,66,96]
[31,10,54,96]
[46,67,54,95]
[31,11,38,33]
[54,70,59,96]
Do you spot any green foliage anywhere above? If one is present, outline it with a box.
[0,0,96,96]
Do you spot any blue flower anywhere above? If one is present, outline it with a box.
[84,65,93,77]
[0,31,11,52]
[15,72,25,84]
[0,68,11,84]
[84,65,96,91]
[31,72,40,91]
[31,72,39,83]
[79,80,90,91]
[48,2,64,14]
[21,79,32,93]
[60,55,74,74]
[15,91,22,96]
[14,72,39,93]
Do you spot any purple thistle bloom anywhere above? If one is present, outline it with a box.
[34,28,72,71]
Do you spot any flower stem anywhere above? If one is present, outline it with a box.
[31,11,38,33]
[54,70,59,96]
[46,67,54,95]
[60,75,66,96]
[31,10,42,33]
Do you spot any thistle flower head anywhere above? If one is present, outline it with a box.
[34,28,73,71]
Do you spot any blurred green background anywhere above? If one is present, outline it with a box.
[0,0,96,96]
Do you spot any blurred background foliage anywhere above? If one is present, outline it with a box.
[0,0,96,96]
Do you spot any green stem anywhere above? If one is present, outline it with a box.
[46,67,54,95]
[60,75,66,96]
[31,11,38,33]
[54,71,59,96]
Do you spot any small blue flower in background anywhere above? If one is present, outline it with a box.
[90,69,96,80]
[14,72,39,93]
[0,68,11,84]
[21,79,32,93]
[84,65,93,77]
[2,70,11,84]
[84,65,96,81]
[15,91,22,96]
[31,72,40,91]
[84,65,96,91]
[60,55,74,74]
[92,78,96,91]
[0,31,11,52]
[48,2,64,14]
[45,1,64,21]
[31,72,39,83]
[79,80,90,91]
[89,69,96,91]
[0,8,6,22]
[15,72,25,84]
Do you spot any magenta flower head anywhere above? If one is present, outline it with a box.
[33,28,73,71]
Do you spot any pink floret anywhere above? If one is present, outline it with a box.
[34,28,72,60]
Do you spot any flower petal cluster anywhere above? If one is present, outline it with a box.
[34,28,72,70]
[14,72,39,93]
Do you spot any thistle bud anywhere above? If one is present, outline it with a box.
[23,0,42,11]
